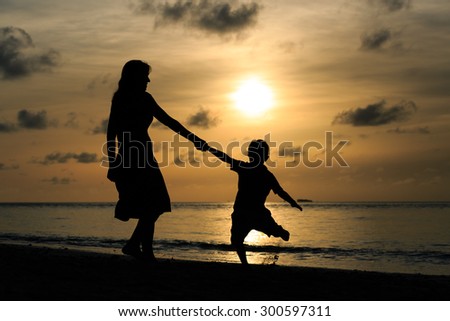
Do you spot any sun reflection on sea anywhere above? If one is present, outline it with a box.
[244,230,284,265]
[244,230,267,244]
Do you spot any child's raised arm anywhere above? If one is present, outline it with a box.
[278,189,303,211]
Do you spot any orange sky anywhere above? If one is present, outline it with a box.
[0,0,449,202]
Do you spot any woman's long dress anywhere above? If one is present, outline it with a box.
[110,92,171,221]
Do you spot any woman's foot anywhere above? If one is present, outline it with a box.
[122,244,142,259]
[142,251,158,264]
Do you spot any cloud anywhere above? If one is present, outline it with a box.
[91,118,108,134]
[42,176,76,185]
[393,177,416,185]
[186,107,219,129]
[277,41,301,54]
[0,26,60,80]
[38,153,74,164]
[194,1,260,34]
[173,150,200,167]
[0,121,17,133]
[332,100,417,126]
[136,0,261,36]
[133,0,157,14]
[368,0,411,13]
[86,73,112,92]
[64,112,79,129]
[37,152,99,165]
[387,126,430,134]
[0,162,19,170]
[360,28,392,51]
[17,109,54,129]
[0,109,58,133]
[75,152,99,163]
[278,145,301,157]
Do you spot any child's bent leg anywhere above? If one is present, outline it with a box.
[279,227,290,241]
[272,225,290,241]
[256,210,290,241]
[262,215,290,242]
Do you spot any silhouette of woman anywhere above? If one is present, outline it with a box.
[106,60,206,262]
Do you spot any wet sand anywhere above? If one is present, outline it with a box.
[0,244,449,301]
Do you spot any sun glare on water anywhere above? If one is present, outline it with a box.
[231,77,274,116]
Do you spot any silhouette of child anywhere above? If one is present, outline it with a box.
[206,139,302,265]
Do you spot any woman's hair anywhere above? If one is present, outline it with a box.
[116,60,151,92]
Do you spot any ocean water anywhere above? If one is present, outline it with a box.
[0,202,449,275]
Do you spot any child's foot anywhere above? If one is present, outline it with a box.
[280,229,290,241]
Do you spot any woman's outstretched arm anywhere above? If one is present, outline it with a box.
[152,99,206,150]
[206,146,239,166]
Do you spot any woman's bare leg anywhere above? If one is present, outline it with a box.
[140,216,157,262]
[123,215,156,261]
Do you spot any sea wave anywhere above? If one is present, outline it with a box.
[1,233,448,266]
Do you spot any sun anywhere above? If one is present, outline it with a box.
[231,77,274,116]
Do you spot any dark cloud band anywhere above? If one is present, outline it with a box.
[136,0,261,36]
[333,100,417,126]
[37,152,99,165]
[368,0,412,13]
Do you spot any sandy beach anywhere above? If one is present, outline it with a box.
[0,243,449,301]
